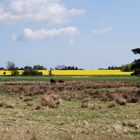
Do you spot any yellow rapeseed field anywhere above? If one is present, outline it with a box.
[0,70,12,76]
[0,70,24,76]
[51,70,132,76]
[0,70,132,76]
[38,70,49,76]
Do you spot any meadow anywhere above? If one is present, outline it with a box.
[0,75,140,82]
[0,75,140,140]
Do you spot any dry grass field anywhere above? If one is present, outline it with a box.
[0,79,140,140]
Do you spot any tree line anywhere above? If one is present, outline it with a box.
[99,48,140,75]
[3,62,47,76]
[0,62,83,76]
[0,48,140,76]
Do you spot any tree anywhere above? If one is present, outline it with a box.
[7,61,19,76]
[24,66,33,70]
[49,68,53,76]
[131,48,140,76]
[33,65,46,70]
[55,65,82,70]
[11,68,20,76]
[132,48,140,55]
[7,61,15,70]
[107,66,121,70]
[3,71,6,76]
[22,66,42,76]
[55,65,66,70]
[121,64,132,72]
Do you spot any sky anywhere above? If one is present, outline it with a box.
[0,0,140,69]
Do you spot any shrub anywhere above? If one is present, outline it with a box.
[115,97,126,105]
[11,69,20,76]
[22,69,42,76]
[81,98,90,108]
[42,94,61,108]
[108,101,117,108]
[131,69,140,76]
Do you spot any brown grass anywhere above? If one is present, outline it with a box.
[42,94,61,108]
[0,81,140,139]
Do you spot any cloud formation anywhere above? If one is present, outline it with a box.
[13,26,79,41]
[0,0,85,24]
[91,27,112,34]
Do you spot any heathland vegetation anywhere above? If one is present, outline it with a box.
[0,79,140,140]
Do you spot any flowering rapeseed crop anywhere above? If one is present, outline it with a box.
[51,70,131,76]
[0,70,132,76]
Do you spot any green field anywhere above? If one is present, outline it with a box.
[0,75,140,82]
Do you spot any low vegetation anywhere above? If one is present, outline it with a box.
[0,79,140,140]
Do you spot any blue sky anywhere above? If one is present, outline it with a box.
[0,0,140,69]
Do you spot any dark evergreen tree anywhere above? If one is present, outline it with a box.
[131,48,140,76]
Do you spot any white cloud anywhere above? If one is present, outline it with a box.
[69,38,75,45]
[91,27,112,34]
[0,0,85,24]
[13,26,79,41]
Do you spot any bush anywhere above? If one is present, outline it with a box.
[11,69,20,76]
[22,69,42,76]
[121,64,132,72]
[115,97,126,105]
[131,69,140,76]
[42,94,60,108]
